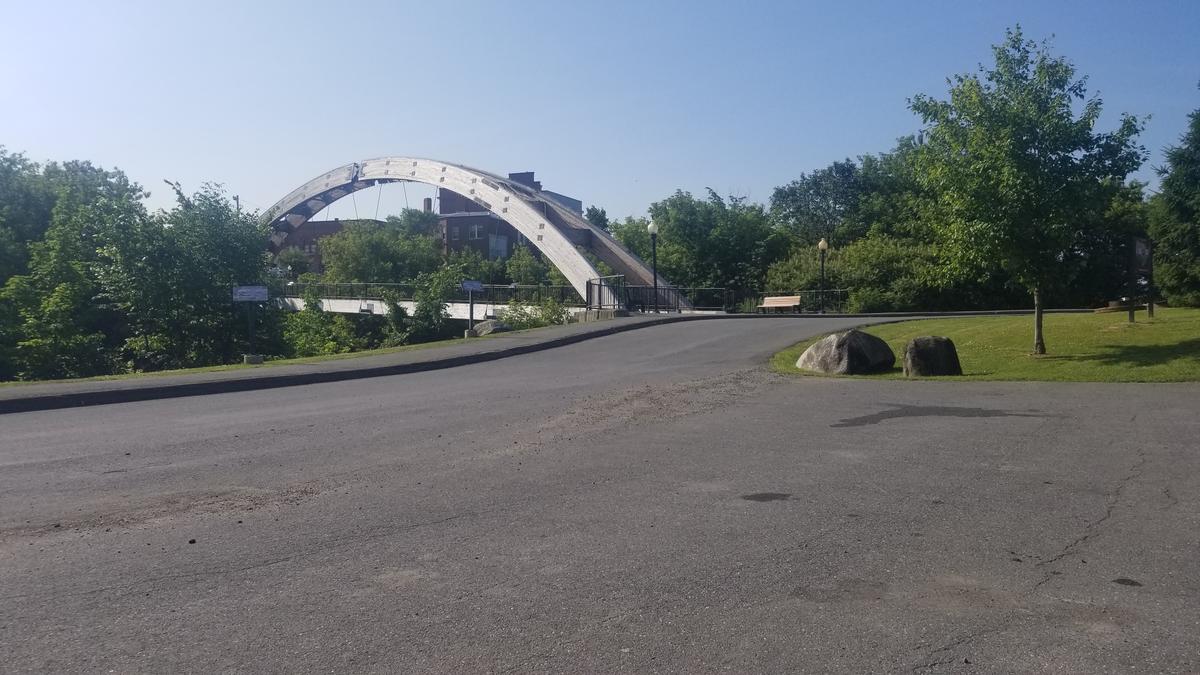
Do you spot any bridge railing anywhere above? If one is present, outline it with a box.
[586,275,626,310]
[278,282,586,306]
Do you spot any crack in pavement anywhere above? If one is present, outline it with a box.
[1029,449,1148,590]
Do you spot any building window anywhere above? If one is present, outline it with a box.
[470,224,483,240]
[451,226,460,241]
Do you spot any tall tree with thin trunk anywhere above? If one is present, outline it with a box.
[910,27,1145,354]
[1148,96,1200,307]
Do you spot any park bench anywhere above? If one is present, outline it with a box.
[757,295,802,313]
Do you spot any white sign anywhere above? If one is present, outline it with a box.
[461,280,484,293]
[232,285,269,302]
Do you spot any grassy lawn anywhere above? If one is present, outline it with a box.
[772,307,1200,382]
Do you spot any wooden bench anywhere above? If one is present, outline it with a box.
[757,295,802,313]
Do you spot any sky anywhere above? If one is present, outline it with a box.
[2,0,1197,221]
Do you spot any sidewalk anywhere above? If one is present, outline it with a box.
[0,315,707,414]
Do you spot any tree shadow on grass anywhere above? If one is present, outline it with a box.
[1062,337,1200,368]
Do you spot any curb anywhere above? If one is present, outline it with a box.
[0,309,1092,415]
[0,315,709,415]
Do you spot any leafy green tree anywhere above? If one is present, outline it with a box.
[448,248,508,284]
[98,184,268,370]
[1148,100,1200,306]
[644,190,790,293]
[275,247,310,279]
[585,206,610,231]
[910,27,1145,353]
[506,245,548,285]
[1,160,148,378]
[770,160,862,245]
[408,263,463,342]
[283,287,358,356]
[386,209,440,236]
[609,216,652,259]
[0,147,56,282]
[320,221,441,283]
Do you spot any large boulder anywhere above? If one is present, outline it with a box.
[903,336,963,376]
[796,329,896,375]
[472,319,511,336]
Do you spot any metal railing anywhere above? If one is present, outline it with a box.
[585,275,626,310]
[586,277,731,312]
[749,289,850,313]
[624,286,731,312]
[279,282,585,306]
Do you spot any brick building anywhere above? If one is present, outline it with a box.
[438,171,583,259]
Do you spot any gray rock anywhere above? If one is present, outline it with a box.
[471,319,511,336]
[903,336,963,376]
[796,329,896,374]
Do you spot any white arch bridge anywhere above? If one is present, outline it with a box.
[263,157,672,309]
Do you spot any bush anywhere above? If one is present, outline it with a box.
[500,297,572,330]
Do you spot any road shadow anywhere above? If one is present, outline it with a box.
[832,404,1051,428]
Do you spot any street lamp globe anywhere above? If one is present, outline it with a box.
[647,221,659,235]
[817,237,829,252]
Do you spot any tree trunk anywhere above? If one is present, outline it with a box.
[1032,286,1046,355]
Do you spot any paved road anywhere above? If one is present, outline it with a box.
[2,318,1197,673]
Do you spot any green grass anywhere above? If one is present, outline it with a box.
[771,307,1200,382]
[0,335,477,389]
[0,319,578,389]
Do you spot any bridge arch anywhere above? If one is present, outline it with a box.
[263,157,659,301]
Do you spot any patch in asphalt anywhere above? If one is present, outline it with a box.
[741,492,791,502]
[831,404,1050,428]
[1112,578,1143,587]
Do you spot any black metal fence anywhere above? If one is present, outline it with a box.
[280,278,846,314]
[749,289,850,313]
[585,276,732,312]
[585,275,626,310]
[280,282,585,306]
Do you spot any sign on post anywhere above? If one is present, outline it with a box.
[461,280,483,332]
[1132,237,1152,275]
[232,285,269,302]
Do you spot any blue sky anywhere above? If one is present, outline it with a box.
[2,0,1197,220]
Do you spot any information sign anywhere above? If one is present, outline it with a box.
[232,285,269,302]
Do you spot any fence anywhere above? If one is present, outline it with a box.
[585,277,733,312]
[748,289,850,313]
[585,275,626,310]
[280,279,845,314]
[279,282,585,306]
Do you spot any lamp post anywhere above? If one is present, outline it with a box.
[647,221,659,313]
[817,237,829,314]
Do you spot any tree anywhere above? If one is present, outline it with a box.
[1148,99,1200,306]
[0,147,56,282]
[283,287,358,356]
[643,190,790,293]
[506,245,548,285]
[275,247,310,279]
[386,209,440,237]
[910,27,1145,354]
[408,264,461,342]
[585,206,610,231]
[319,221,441,284]
[1,160,149,378]
[770,159,862,245]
